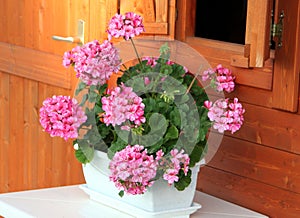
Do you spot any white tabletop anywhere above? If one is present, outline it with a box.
[0,185,268,218]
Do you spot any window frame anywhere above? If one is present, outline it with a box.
[175,0,274,91]
[175,0,300,112]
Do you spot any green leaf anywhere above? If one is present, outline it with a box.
[94,103,103,114]
[159,42,170,60]
[174,169,192,191]
[149,113,168,131]
[169,109,181,127]
[80,93,88,106]
[84,108,97,125]
[118,190,124,197]
[146,138,164,154]
[84,126,103,144]
[88,89,98,103]
[98,84,108,95]
[75,81,87,96]
[165,125,179,140]
[176,94,190,104]
[75,146,94,164]
[107,137,127,159]
[188,140,206,167]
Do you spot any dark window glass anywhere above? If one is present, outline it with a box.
[195,0,248,44]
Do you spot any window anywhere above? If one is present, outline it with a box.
[176,0,300,112]
[195,0,248,45]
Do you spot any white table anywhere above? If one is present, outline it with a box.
[0,185,268,218]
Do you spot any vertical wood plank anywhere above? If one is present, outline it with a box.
[8,75,24,192]
[90,0,104,41]
[154,0,176,40]
[24,0,34,48]
[245,0,271,67]
[52,0,74,53]
[155,0,168,22]
[6,0,25,46]
[0,1,8,42]
[272,0,300,112]
[120,0,135,14]
[143,0,155,22]
[0,72,10,193]
[23,79,39,189]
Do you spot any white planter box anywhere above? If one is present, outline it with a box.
[82,150,204,213]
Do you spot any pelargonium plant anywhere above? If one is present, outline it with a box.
[39,12,245,196]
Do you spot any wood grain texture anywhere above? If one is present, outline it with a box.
[0,42,71,89]
[177,1,300,217]
[119,0,175,40]
[232,103,300,154]
[208,135,300,193]
[272,0,300,112]
[23,79,39,189]
[197,167,300,218]
[0,0,176,194]
[8,75,25,191]
[186,37,273,90]
[0,72,10,193]
[245,0,272,67]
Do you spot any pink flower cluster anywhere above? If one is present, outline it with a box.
[161,149,190,185]
[39,95,87,140]
[109,145,158,195]
[202,64,235,93]
[107,12,145,41]
[109,145,191,195]
[101,83,145,127]
[204,98,245,134]
[63,40,120,86]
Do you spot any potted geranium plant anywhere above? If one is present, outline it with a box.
[39,12,245,214]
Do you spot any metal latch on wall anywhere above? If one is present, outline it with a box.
[52,20,85,45]
[271,10,284,48]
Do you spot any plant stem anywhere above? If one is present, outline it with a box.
[122,63,128,70]
[130,38,142,65]
[186,65,203,94]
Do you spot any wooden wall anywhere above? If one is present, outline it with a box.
[175,1,300,217]
[0,0,175,193]
[0,0,91,192]
[0,72,84,192]
[1,0,300,217]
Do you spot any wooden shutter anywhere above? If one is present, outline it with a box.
[231,0,273,68]
[118,0,176,40]
[272,0,300,112]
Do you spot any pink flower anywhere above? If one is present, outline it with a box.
[144,77,150,86]
[63,40,120,86]
[206,98,245,134]
[170,149,190,175]
[204,100,212,109]
[201,69,215,81]
[39,95,87,140]
[155,150,164,161]
[142,56,158,66]
[201,64,235,93]
[107,12,145,40]
[163,169,179,185]
[158,149,190,185]
[101,83,145,127]
[109,145,158,195]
